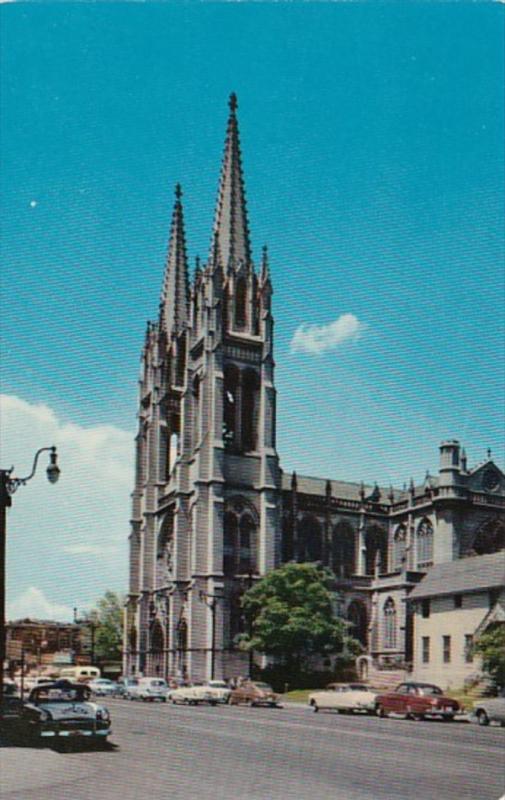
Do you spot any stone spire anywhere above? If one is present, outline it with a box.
[160,184,190,336]
[210,93,251,271]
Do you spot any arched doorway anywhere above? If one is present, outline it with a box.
[150,620,164,677]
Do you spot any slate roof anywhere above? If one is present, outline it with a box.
[280,473,406,504]
[409,551,505,600]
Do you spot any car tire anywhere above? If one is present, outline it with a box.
[376,704,386,719]
[477,710,490,727]
[312,702,319,713]
[248,700,256,708]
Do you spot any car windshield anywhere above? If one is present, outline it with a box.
[417,685,443,696]
[348,684,368,691]
[209,681,227,688]
[149,680,166,687]
[32,686,89,703]
[254,683,273,691]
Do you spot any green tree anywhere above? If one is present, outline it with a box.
[238,563,360,673]
[88,591,124,662]
[473,624,505,689]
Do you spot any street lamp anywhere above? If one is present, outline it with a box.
[199,588,222,681]
[0,446,60,704]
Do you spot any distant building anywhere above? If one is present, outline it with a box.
[409,552,505,690]
[125,95,505,683]
[6,618,85,670]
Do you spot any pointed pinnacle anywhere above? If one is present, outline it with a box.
[175,183,183,200]
[229,92,238,113]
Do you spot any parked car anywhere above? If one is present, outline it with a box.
[88,678,118,697]
[0,681,25,738]
[229,681,281,708]
[375,682,461,721]
[127,677,168,702]
[472,690,505,726]
[169,680,231,706]
[11,679,111,745]
[114,677,139,698]
[308,683,377,714]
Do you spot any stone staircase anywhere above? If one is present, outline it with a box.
[364,667,408,692]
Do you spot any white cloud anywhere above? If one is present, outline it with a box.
[7,587,74,623]
[1,394,134,618]
[290,313,367,355]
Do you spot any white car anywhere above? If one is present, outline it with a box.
[472,690,505,727]
[88,678,118,697]
[308,683,377,714]
[127,677,168,702]
[169,681,230,706]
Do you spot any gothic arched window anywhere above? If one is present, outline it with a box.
[331,522,355,578]
[239,515,256,573]
[223,512,238,575]
[151,620,164,653]
[241,369,259,452]
[175,332,186,387]
[223,365,240,449]
[235,277,247,329]
[365,526,388,575]
[282,514,294,563]
[416,518,434,569]
[297,515,323,563]
[472,519,505,555]
[383,597,397,649]
[393,525,407,571]
[129,626,137,653]
[192,375,201,444]
[347,600,367,647]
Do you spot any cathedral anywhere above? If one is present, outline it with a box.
[124,95,505,683]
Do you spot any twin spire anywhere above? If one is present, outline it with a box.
[160,94,254,337]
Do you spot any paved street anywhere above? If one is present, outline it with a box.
[1,700,503,800]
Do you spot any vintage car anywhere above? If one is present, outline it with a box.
[14,680,111,744]
[88,678,118,697]
[472,690,505,726]
[375,682,461,721]
[126,677,168,702]
[308,683,377,714]
[229,681,281,708]
[169,680,231,706]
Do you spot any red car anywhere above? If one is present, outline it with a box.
[375,682,461,721]
[229,681,281,708]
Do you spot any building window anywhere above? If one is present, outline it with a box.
[238,515,256,573]
[422,636,430,664]
[297,515,323,563]
[241,369,259,452]
[235,277,247,329]
[223,512,238,575]
[331,522,355,578]
[393,525,407,571]
[443,635,451,664]
[384,597,397,649]
[365,525,388,575]
[464,634,474,663]
[421,599,430,618]
[416,518,434,569]
[472,519,505,555]
[454,594,463,609]
[223,365,239,448]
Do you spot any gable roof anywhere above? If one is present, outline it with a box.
[409,551,505,601]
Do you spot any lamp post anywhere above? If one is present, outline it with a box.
[199,588,222,680]
[0,446,60,704]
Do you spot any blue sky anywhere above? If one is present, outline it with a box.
[1,3,504,618]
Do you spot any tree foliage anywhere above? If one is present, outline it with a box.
[474,624,505,689]
[238,563,360,670]
[89,590,124,662]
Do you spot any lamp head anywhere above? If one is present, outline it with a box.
[46,446,60,485]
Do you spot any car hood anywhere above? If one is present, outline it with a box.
[32,701,100,721]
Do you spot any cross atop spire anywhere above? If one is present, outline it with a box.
[160,184,190,336]
[210,94,251,270]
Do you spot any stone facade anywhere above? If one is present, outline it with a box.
[124,96,505,682]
